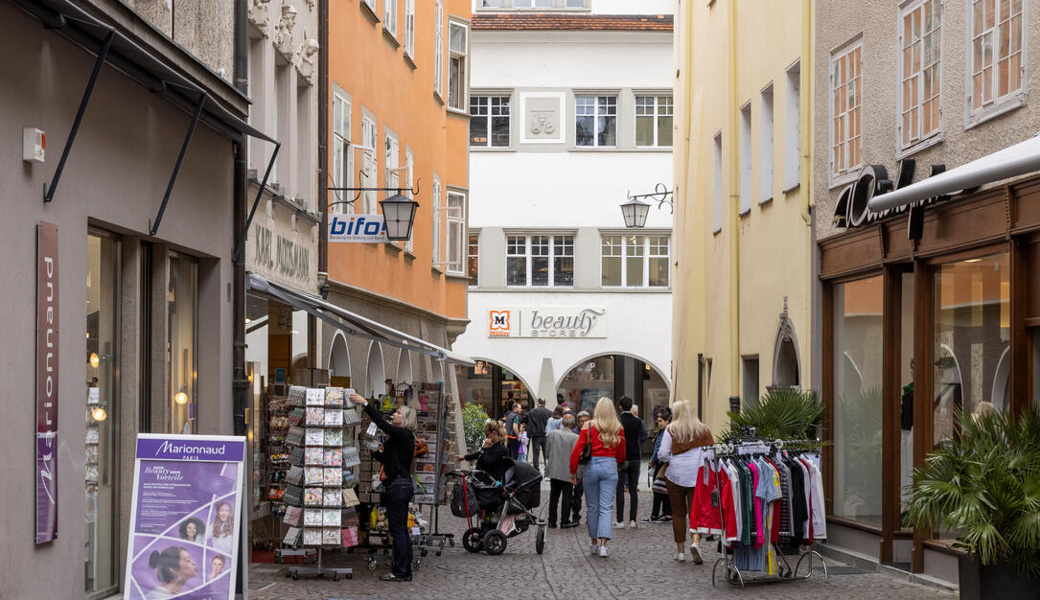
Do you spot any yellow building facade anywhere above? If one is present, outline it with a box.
[673,0,814,432]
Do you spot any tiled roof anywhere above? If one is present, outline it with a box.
[472,13,674,32]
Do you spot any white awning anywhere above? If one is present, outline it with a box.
[246,274,475,367]
[868,132,1040,212]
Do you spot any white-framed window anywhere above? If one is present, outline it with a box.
[760,84,774,203]
[601,235,670,288]
[384,0,398,38]
[384,128,399,198]
[635,95,673,147]
[331,91,353,214]
[467,232,479,286]
[785,61,801,191]
[404,147,414,252]
[713,132,723,234]
[362,0,375,13]
[448,21,468,111]
[739,102,751,215]
[361,114,377,214]
[967,0,1025,120]
[898,0,943,152]
[434,1,444,98]
[431,174,442,268]
[404,0,415,58]
[830,38,862,182]
[575,95,617,147]
[506,234,574,287]
[469,95,511,147]
[446,191,466,274]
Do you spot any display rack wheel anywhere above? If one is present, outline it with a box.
[332,574,339,582]
[462,528,484,553]
[413,558,422,570]
[345,573,352,580]
[535,526,546,555]
[291,572,299,581]
[421,549,428,557]
[436,550,442,557]
[449,538,455,547]
[483,529,508,556]
[283,570,291,579]
[275,555,283,564]
[367,559,378,571]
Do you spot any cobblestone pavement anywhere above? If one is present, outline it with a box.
[248,486,955,600]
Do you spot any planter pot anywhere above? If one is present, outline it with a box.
[958,554,1040,600]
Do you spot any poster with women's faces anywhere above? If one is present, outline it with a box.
[123,434,246,600]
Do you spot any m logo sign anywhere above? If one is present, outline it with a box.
[489,310,512,337]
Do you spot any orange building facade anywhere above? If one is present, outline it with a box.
[322,0,473,400]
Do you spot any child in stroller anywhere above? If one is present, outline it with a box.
[448,458,547,555]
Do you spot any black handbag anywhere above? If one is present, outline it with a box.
[578,429,593,465]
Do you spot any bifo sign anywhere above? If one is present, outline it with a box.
[36,221,59,544]
[489,307,607,338]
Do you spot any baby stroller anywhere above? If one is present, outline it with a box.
[448,458,546,555]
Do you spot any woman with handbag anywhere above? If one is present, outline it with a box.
[453,421,508,482]
[569,397,626,558]
[349,393,417,582]
[645,407,673,523]
[657,400,714,564]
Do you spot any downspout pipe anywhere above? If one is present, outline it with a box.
[234,0,248,95]
[801,0,814,391]
[318,0,330,293]
[727,0,741,415]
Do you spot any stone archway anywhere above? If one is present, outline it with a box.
[328,331,350,378]
[771,304,801,389]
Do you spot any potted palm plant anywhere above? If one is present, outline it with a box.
[905,407,1040,599]
[723,388,823,441]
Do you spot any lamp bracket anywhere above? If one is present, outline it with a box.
[626,182,674,214]
[327,169,421,211]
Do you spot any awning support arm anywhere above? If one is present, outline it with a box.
[150,91,208,236]
[233,142,281,262]
[44,26,115,204]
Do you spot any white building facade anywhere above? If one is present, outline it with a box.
[454,0,675,420]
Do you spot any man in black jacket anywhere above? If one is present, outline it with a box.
[526,398,552,470]
[615,396,648,528]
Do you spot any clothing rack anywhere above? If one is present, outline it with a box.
[708,437,828,589]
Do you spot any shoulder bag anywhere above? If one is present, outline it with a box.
[578,427,594,464]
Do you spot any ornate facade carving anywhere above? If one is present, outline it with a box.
[274,3,297,57]
[297,38,319,82]
[248,0,272,33]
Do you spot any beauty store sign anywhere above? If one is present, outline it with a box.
[489,307,607,338]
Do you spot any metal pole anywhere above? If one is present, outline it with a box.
[233,143,280,262]
[150,93,207,236]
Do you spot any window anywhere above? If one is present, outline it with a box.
[448,22,468,111]
[785,61,801,191]
[434,1,444,98]
[601,235,670,287]
[760,84,774,203]
[575,95,617,147]
[362,0,375,13]
[968,0,1024,116]
[331,91,353,214]
[168,252,198,435]
[405,148,414,252]
[446,192,466,274]
[385,128,399,199]
[830,39,862,181]
[404,0,415,57]
[507,234,574,287]
[362,114,377,213]
[713,133,723,234]
[470,96,511,147]
[467,233,479,285]
[898,0,942,151]
[384,0,398,38]
[432,175,442,267]
[742,356,760,406]
[635,95,673,147]
[739,102,751,214]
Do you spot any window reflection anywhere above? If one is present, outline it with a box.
[169,253,198,434]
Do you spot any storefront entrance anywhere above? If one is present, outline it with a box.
[558,354,670,422]
[456,360,531,420]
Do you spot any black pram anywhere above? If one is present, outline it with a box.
[448,459,546,555]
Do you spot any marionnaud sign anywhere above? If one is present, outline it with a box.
[489,307,607,338]
[123,434,246,600]
[328,214,388,243]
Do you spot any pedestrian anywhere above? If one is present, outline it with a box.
[644,407,673,523]
[518,422,529,462]
[615,396,649,529]
[570,397,626,558]
[544,413,580,528]
[527,398,552,470]
[453,421,509,483]
[545,405,566,434]
[657,400,714,564]
[503,402,522,460]
[348,392,417,581]
[570,410,591,525]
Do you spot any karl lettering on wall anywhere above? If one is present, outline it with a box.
[488,307,607,338]
[832,158,976,239]
[253,223,311,282]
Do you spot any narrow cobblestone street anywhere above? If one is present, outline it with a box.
[247,487,954,600]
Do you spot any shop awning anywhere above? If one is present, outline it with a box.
[868,132,1040,212]
[246,274,475,367]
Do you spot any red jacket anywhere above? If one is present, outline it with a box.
[569,425,626,475]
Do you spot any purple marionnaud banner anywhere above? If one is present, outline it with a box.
[136,438,246,463]
[36,221,59,545]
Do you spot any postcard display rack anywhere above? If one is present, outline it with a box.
[278,385,361,581]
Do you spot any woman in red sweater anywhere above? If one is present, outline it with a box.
[570,397,626,558]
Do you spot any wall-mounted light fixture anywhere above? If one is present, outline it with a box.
[327,169,421,241]
[620,183,673,228]
[89,352,100,368]
[90,406,108,422]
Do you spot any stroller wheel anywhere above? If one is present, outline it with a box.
[483,529,508,556]
[462,528,484,553]
[535,526,546,555]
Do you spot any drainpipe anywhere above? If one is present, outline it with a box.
[234,0,248,94]
[317,0,329,295]
[727,0,741,413]
[232,141,248,439]
[801,0,814,390]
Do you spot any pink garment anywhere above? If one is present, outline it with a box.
[747,461,764,548]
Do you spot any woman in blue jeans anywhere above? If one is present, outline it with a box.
[570,397,627,557]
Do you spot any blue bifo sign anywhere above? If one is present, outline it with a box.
[328,214,388,243]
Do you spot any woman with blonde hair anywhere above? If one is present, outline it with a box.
[569,397,626,557]
[658,400,714,564]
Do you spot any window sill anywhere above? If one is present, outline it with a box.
[632,145,674,152]
[431,265,444,276]
[739,208,751,217]
[713,227,722,236]
[759,196,773,205]
[403,52,417,70]
[965,95,1026,130]
[445,272,471,283]
[895,133,943,161]
[470,146,515,152]
[571,146,620,152]
[383,28,401,48]
[403,248,417,261]
[783,181,801,194]
[828,169,861,191]
[447,107,470,119]
[383,242,403,255]
[433,91,445,106]
[360,1,380,23]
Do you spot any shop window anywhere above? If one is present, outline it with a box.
[169,252,198,434]
[86,231,119,597]
[898,271,915,523]
[832,276,884,526]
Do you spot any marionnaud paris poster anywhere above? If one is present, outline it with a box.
[123,434,246,600]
